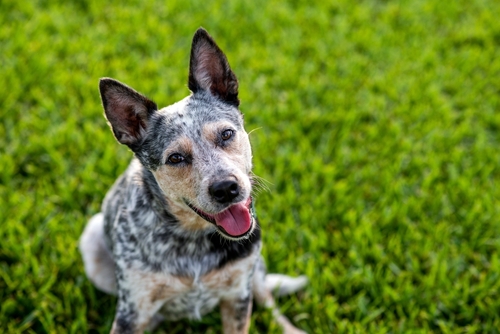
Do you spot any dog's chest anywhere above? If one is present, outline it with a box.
[133,253,257,321]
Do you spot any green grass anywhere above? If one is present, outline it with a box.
[2,0,500,332]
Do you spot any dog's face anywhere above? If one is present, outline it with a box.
[99,28,255,240]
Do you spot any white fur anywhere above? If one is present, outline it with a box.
[266,274,308,297]
[79,213,117,295]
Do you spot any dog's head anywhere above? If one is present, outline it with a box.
[99,28,255,240]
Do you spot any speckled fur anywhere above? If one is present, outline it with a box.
[79,28,307,334]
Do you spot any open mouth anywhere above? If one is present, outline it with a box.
[185,197,255,239]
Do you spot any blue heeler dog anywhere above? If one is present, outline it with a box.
[79,28,307,334]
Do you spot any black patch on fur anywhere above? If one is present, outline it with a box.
[235,296,251,330]
[209,222,261,270]
[114,299,138,334]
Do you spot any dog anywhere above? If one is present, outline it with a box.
[79,28,307,334]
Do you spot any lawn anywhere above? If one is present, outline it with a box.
[2,0,500,332]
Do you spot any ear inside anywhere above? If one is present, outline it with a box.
[99,78,158,147]
[188,28,239,106]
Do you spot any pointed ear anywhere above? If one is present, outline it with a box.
[99,78,158,147]
[188,28,239,106]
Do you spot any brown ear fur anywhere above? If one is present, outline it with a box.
[99,78,157,147]
[188,28,239,106]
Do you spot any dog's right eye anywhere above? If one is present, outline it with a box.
[167,153,185,164]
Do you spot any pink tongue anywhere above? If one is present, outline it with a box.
[215,202,252,236]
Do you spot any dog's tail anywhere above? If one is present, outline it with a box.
[265,274,308,297]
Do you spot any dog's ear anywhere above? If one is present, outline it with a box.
[188,28,239,106]
[99,78,158,147]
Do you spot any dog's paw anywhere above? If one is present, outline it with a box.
[276,313,308,334]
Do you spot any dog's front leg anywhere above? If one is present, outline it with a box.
[110,283,160,334]
[220,293,253,334]
[110,272,166,334]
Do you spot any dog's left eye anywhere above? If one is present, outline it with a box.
[221,129,234,141]
[167,153,185,164]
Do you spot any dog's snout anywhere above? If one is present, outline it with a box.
[209,180,240,204]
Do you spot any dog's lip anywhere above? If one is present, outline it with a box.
[185,197,254,238]
[186,202,217,224]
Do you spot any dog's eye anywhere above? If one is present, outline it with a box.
[167,153,185,164]
[221,129,234,141]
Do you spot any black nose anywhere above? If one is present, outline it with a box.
[209,180,240,204]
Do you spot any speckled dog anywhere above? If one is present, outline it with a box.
[79,28,307,334]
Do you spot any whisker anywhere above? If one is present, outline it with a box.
[250,173,272,195]
[247,127,263,136]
